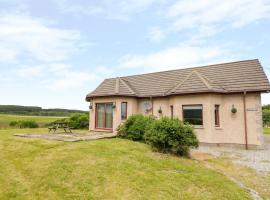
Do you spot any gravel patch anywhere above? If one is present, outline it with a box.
[192,135,270,173]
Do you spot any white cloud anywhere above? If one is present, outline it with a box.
[48,63,71,73]
[195,25,221,39]
[15,63,98,90]
[0,72,11,83]
[0,46,18,63]
[167,0,270,31]
[17,65,45,78]
[47,70,97,91]
[0,9,94,92]
[148,27,166,42]
[0,13,82,63]
[95,66,114,75]
[53,0,157,21]
[262,93,270,105]
[118,43,231,72]
[147,0,270,42]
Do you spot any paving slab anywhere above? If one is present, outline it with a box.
[14,132,117,142]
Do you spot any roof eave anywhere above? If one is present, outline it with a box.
[86,93,137,101]
[85,88,270,101]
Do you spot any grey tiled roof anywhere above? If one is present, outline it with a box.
[86,59,270,100]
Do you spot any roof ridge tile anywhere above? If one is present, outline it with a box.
[119,77,136,95]
[193,71,213,90]
[167,70,214,94]
[115,77,120,94]
[166,71,195,94]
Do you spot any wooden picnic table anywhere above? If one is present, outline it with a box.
[48,122,72,133]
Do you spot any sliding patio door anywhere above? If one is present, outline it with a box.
[96,103,113,130]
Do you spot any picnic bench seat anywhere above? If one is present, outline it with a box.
[48,122,73,133]
[48,126,57,133]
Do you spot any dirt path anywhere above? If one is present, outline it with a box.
[227,176,262,200]
[192,136,270,199]
[192,152,264,200]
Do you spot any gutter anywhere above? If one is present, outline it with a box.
[243,91,248,150]
[85,89,270,101]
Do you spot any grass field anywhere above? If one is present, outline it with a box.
[0,114,66,129]
[0,128,254,200]
[264,127,270,134]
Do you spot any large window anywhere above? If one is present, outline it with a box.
[121,102,127,120]
[182,105,203,126]
[214,105,220,127]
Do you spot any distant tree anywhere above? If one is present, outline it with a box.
[262,104,270,110]
[263,109,270,127]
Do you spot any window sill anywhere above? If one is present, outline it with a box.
[215,127,223,130]
[193,125,204,129]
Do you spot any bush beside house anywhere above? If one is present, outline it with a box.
[117,115,198,157]
[117,114,155,141]
[145,117,198,157]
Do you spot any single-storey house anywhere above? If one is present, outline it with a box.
[86,59,270,149]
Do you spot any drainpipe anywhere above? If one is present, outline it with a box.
[150,96,153,115]
[243,91,248,150]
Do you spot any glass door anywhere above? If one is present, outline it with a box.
[96,104,105,128]
[105,104,113,129]
[96,103,113,129]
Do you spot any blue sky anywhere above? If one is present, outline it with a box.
[0,0,270,110]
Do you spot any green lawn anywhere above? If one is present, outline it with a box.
[0,114,66,129]
[0,128,252,200]
[264,127,270,134]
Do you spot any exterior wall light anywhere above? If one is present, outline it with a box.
[112,102,116,109]
[231,104,237,114]
[158,106,162,114]
[89,102,93,110]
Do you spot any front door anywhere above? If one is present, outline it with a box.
[96,103,113,130]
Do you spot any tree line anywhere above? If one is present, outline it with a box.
[0,105,87,116]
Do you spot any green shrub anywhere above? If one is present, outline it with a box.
[9,121,18,127]
[68,113,89,129]
[9,120,39,128]
[117,114,155,141]
[263,109,270,127]
[47,114,89,129]
[144,117,198,157]
[20,120,39,128]
[262,104,270,110]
